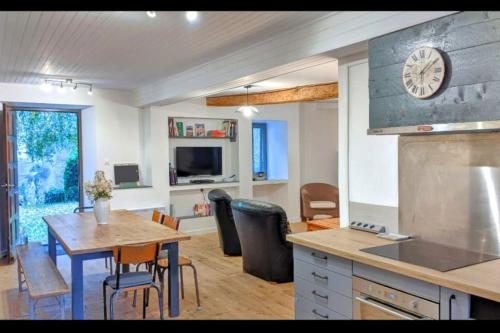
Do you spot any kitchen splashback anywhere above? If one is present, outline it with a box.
[369,11,500,134]
[399,132,500,255]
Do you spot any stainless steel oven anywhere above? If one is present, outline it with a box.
[353,277,439,320]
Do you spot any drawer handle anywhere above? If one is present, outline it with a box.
[311,252,328,261]
[312,309,329,319]
[312,290,329,300]
[311,272,328,281]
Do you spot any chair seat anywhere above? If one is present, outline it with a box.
[157,256,191,268]
[104,272,153,289]
[310,200,336,209]
[312,214,333,220]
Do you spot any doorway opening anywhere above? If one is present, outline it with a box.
[15,109,82,244]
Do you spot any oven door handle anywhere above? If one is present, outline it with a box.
[355,296,430,320]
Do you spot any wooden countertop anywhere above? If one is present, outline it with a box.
[287,228,500,303]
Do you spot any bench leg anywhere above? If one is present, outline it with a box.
[17,260,24,292]
[29,298,38,320]
[58,296,66,320]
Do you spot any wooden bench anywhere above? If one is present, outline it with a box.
[16,242,70,319]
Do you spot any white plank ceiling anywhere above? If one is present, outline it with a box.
[0,11,331,90]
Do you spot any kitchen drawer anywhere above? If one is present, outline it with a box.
[295,295,349,320]
[293,244,352,277]
[294,258,352,298]
[353,262,440,302]
[295,276,353,318]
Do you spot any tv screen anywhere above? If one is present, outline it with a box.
[114,164,139,185]
[176,147,222,177]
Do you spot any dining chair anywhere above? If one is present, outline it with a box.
[74,206,113,275]
[103,242,164,320]
[133,213,201,309]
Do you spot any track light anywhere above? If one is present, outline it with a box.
[39,78,93,96]
[58,82,66,94]
[146,11,156,18]
[186,11,198,22]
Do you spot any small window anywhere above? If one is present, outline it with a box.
[252,123,267,176]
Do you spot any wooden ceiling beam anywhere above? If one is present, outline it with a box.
[206,82,338,107]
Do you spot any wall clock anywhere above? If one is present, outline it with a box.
[402,47,445,99]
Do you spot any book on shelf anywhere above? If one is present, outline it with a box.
[195,123,205,137]
[168,118,175,136]
[176,122,184,137]
[186,125,194,137]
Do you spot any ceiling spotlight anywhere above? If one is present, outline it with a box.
[87,86,93,96]
[186,11,198,22]
[146,11,156,18]
[58,82,66,94]
[236,85,259,117]
[40,80,52,92]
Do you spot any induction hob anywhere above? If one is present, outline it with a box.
[360,240,500,272]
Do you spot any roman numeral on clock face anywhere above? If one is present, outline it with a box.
[404,72,411,78]
[428,84,434,91]
[412,85,418,94]
[412,54,418,62]
[434,67,442,73]
[406,79,414,88]
[419,49,425,58]
[420,87,425,96]
[433,76,440,82]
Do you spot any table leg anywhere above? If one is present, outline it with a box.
[48,228,57,266]
[167,242,179,317]
[71,255,84,319]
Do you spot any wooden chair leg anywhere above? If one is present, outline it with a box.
[180,266,184,299]
[189,264,201,308]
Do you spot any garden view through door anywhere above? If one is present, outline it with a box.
[16,109,81,244]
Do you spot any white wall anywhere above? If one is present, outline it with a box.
[151,100,303,225]
[299,101,338,186]
[0,82,161,210]
[338,57,399,232]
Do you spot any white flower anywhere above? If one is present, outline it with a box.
[84,170,113,202]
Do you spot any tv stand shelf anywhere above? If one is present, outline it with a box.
[169,181,239,192]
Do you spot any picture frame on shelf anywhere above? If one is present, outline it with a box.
[195,123,205,137]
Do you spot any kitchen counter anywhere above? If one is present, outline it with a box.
[287,228,500,303]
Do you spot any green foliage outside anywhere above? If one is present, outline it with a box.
[64,151,80,202]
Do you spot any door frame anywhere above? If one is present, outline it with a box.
[1,105,84,254]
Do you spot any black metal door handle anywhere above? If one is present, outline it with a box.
[312,290,328,300]
[449,294,456,320]
[311,252,327,261]
[312,309,329,319]
[311,272,328,280]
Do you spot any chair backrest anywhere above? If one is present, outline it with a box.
[73,206,94,213]
[300,183,339,220]
[112,242,160,289]
[162,215,180,231]
[152,209,164,224]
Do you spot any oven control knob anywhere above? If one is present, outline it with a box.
[410,300,418,310]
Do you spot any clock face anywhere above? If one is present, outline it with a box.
[402,47,445,99]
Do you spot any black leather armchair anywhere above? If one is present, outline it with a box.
[208,189,242,256]
[231,199,293,283]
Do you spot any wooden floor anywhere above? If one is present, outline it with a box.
[0,223,308,320]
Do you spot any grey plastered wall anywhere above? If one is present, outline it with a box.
[369,11,500,129]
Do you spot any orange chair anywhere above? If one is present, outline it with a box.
[102,242,164,320]
[300,183,340,221]
[133,213,200,309]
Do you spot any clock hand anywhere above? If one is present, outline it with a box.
[421,58,439,75]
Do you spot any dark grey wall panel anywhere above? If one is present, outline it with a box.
[369,11,500,129]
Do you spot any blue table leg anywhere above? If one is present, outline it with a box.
[71,255,84,319]
[167,242,180,317]
[48,228,57,266]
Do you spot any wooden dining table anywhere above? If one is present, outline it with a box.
[43,209,191,320]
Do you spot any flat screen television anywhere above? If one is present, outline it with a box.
[176,147,222,177]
